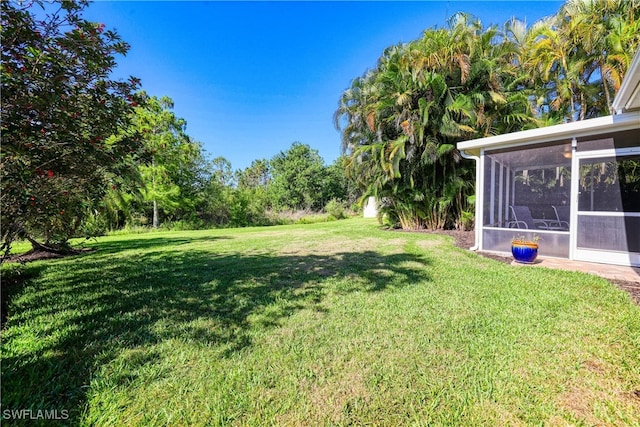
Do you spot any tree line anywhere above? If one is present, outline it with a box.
[335,0,639,230]
[92,94,357,233]
[91,109,357,235]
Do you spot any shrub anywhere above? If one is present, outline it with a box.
[460,210,475,231]
[325,199,346,220]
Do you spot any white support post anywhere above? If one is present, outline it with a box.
[490,158,496,227]
[569,138,579,260]
[477,149,485,250]
[498,162,504,226]
[505,166,511,224]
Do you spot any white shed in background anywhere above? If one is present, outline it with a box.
[363,196,378,218]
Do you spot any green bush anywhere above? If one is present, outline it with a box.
[79,212,110,237]
[325,199,346,220]
[460,210,475,231]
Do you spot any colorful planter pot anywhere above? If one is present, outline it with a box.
[511,241,538,263]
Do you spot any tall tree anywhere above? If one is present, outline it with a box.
[323,156,353,206]
[1,0,142,256]
[236,159,271,190]
[129,94,200,228]
[269,142,327,211]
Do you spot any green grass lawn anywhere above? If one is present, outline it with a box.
[2,218,639,426]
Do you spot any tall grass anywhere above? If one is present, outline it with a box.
[2,219,639,425]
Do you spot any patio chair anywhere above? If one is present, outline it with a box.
[549,205,570,230]
[507,205,551,229]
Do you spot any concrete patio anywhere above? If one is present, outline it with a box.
[511,256,640,283]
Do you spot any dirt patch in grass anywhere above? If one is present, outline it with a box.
[280,237,408,258]
[556,385,605,426]
[6,248,67,263]
[613,280,640,305]
[556,378,640,425]
[5,247,93,263]
[304,365,371,424]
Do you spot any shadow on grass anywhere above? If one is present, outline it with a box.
[82,234,233,254]
[1,242,432,424]
[0,265,45,330]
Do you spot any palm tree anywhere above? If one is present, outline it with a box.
[526,0,640,120]
[335,14,536,230]
[525,16,583,121]
[566,0,640,115]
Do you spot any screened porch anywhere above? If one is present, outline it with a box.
[459,49,640,267]
[478,130,640,264]
[481,141,572,258]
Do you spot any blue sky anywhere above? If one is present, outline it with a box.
[84,1,564,171]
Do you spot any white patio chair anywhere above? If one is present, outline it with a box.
[507,205,552,230]
[549,205,570,231]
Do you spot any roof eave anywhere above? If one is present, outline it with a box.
[457,111,640,155]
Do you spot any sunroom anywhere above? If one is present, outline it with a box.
[457,52,640,267]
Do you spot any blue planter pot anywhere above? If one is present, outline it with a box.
[512,241,538,263]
